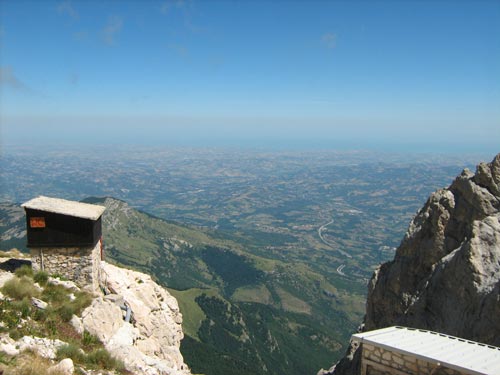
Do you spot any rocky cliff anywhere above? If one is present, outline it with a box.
[323,153,500,375]
[0,257,191,375]
[78,261,191,375]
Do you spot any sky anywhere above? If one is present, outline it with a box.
[0,0,499,152]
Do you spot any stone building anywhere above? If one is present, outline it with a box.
[352,326,500,375]
[22,196,106,292]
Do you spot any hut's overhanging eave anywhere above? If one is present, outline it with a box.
[22,196,105,221]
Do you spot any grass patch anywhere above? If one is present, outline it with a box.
[12,298,32,319]
[86,348,125,370]
[82,330,101,350]
[7,350,60,375]
[0,350,14,365]
[71,292,93,314]
[58,304,76,322]
[33,271,49,286]
[275,287,312,315]
[0,269,128,374]
[14,264,34,278]
[57,343,86,363]
[41,285,92,322]
[1,276,39,300]
[168,287,220,340]
[57,291,93,322]
[0,300,22,330]
[232,284,273,305]
[41,284,68,305]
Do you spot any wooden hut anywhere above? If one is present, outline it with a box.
[22,196,106,292]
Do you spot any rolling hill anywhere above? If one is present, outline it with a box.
[1,197,364,375]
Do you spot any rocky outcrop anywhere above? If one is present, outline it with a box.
[77,261,190,375]
[0,335,67,359]
[325,153,500,375]
[0,257,190,375]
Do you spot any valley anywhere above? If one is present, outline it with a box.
[0,146,487,375]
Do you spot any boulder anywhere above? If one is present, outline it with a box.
[31,297,48,310]
[48,358,74,375]
[81,297,123,342]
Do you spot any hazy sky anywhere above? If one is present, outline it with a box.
[1,0,499,151]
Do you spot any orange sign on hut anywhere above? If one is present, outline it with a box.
[30,217,46,228]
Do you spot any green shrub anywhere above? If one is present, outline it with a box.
[53,291,92,322]
[33,271,49,286]
[56,343,85,364]
[9,328,23,340]
[0,300,20,329]
[86,348,125,370]
[33,307,48,322]
[82,330,101,348]
[1,276,39,300]
[12,298,32,319]
[57,304,75,322]
[72,291,93,313]
[14,265,33,278]
[0,350,14,365]
[44,313,62,336]
[41,284,68,305]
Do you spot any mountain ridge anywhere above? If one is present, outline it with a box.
[1,196,360,375]
[324,153,500,375]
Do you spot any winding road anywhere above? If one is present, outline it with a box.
[318,219,352,276]
[318,219,352,259]
[336,264,346,276]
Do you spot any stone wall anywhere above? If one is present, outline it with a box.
[30,241,101,293]
[361,344,463,375]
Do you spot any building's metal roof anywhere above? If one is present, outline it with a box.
[352,326,500,375]
[22,196,106,221]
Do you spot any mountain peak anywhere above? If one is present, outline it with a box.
[327,153,500,375]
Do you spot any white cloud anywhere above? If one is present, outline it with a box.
[102,16,123,46]
[322,33,337,49]
[57,1,79,20]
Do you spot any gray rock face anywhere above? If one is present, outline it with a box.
[328,153,500,375]
[79,261,191,375]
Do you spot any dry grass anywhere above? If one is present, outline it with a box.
[0,249,27,259]
[1,276,40,300]
[14,265,34,278]
[7,351,66,375]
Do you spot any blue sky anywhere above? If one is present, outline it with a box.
[1,0,499,151]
